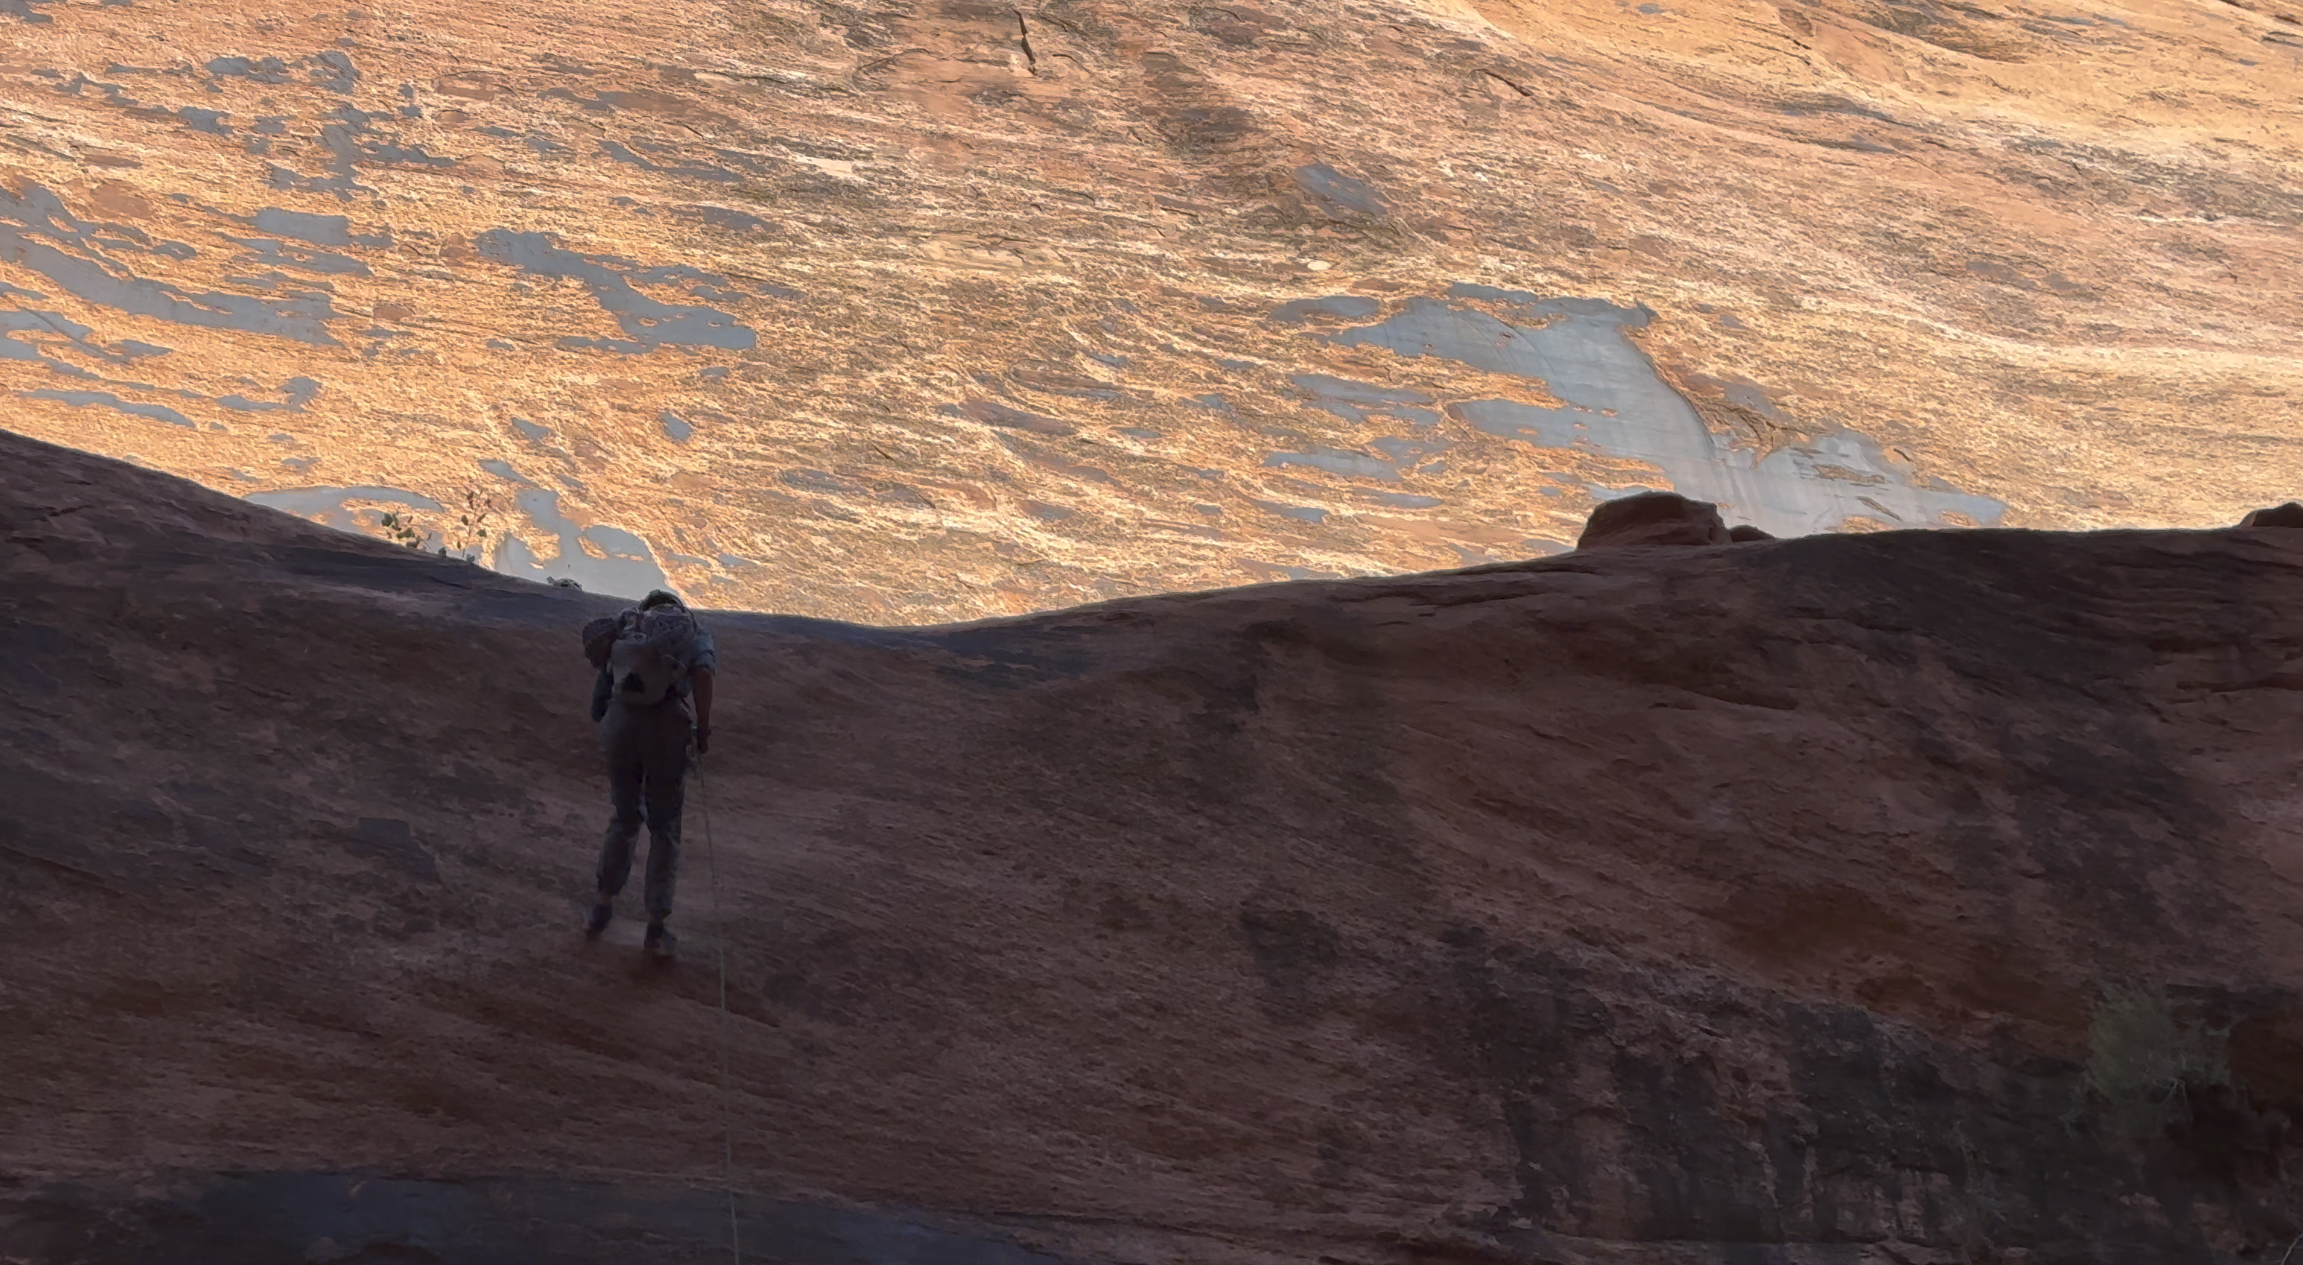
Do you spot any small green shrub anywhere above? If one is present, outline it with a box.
[376,488,498,562]
[2081,981,2231,1138]
[377,510,425,550]
[445,487,497,562]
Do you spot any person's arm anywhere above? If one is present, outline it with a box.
[691,667,714,752]
[584,615,623,722]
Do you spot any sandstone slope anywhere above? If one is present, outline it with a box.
[3,0,2300,621]
[8,431,2303,1262]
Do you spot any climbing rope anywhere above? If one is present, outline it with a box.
[695,755,742,1265]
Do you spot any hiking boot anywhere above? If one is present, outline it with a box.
[644,920,678,960]
[583,901,613,940]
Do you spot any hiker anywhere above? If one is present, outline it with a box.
[579,588,716,958]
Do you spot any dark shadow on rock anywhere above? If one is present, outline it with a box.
[1577,490,1730,548]
[0,1172,1066,1265]
[2239,502,2303,529]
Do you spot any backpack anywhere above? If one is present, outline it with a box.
[586,604,697,709]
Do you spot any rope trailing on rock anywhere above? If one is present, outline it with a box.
[696,756,741,1265]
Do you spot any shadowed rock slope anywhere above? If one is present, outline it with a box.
[8,425,2303,1264]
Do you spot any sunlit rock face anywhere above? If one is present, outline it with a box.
[4,0,2299,618]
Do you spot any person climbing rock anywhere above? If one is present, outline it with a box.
[579,588,716,959]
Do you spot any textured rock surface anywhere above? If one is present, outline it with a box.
[12,433,2303,1262]
[1,1173,1063,1265]
[3,0,2301,620]
[2240,502,2303,529]
[1574,489,1732,548]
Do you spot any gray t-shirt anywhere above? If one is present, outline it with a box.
[672,621,717,684]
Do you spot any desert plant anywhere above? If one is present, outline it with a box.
[376,489,499,561]
[377,510,425,550]
[445,487,499,563]
[2081,981,2232,1138]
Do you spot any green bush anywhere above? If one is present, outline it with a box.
[375,488,498,562]
[378,510,424,550]
[2081,981,2231,1138]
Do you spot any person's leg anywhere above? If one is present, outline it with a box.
[638,701,694,953]
[589,702,646,936]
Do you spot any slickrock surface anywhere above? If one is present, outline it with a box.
[4,0,2301,620]
[9,429,2303,1262]
[1574,489,1734,547]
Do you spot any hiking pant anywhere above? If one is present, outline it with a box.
[595,695,694,923]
